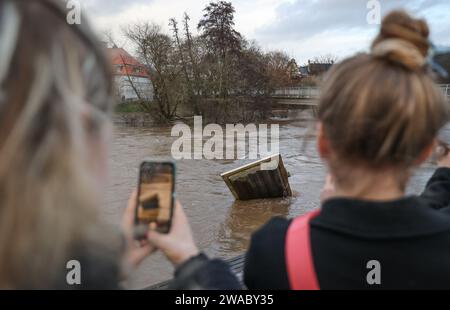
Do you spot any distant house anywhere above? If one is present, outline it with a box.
[435,52,450,84]
[108,47,154,102]
[299,66,309,78]
[300,60,334,78]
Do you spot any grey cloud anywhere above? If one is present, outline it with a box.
[254,0,450,42]
[81,0,154,15]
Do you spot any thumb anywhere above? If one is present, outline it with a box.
[147,230,169,249]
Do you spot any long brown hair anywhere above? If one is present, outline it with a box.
[0,0,119,288]
[318,10,448,188]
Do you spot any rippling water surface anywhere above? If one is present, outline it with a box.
[103,110,437,289]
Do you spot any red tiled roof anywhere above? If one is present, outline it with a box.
[108,47,150,78]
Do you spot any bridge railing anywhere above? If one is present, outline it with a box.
[273,84,450,100]
[439,84,450,100]
[273,87,320,99]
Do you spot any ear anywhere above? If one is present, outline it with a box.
[317,122,330,159]
[414,140,435,166]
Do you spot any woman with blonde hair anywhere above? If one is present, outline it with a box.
[244,10,450,289]
[0,0,240,289]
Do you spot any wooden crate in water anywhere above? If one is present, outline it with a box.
[221,154,292,200]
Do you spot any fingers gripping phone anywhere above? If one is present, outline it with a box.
[134,161,176,239]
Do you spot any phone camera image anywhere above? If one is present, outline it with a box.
[135,162,174,237]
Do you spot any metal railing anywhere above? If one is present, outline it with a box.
[439,84,450,100]
[273,87,320,99]
[273,85,450,100]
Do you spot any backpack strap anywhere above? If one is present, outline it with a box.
[285,209,321,290]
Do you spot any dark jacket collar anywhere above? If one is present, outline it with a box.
[314,196,450,239]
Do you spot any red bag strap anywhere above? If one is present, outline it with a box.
[285,209,321,290]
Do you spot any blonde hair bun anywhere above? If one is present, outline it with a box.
[371,10,430,71]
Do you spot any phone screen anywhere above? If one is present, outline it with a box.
[135,161,175,237]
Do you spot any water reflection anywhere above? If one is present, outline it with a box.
[216,198,292,254]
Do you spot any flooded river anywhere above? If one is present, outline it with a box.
[103,110,437,289]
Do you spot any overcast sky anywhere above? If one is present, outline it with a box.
[80,0,450,64]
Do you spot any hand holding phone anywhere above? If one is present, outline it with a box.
[121,190,155,273]
[147,201,200,267]
[134,161,176,239]
[132,160,199,267]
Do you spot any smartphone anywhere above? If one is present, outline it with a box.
[134,161,176,239]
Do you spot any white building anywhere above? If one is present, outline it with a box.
[109,47,154,102]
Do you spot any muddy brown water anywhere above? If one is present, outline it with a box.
[104,110,439,289]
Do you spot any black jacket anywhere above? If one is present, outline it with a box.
[244,167,450,289]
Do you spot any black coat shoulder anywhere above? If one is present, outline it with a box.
[421,167,450,209]
[244,217,291,290]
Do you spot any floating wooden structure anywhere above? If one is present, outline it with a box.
[138,193,160,222]
[221,154,292,201]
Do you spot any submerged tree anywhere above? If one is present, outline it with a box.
[169,16,202,115]
[197,1,242,57]
[120,1,296,123]
[265,51,292,88]
[124,23,183,121]
[198,1,242,98]
[183,13,203,102]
